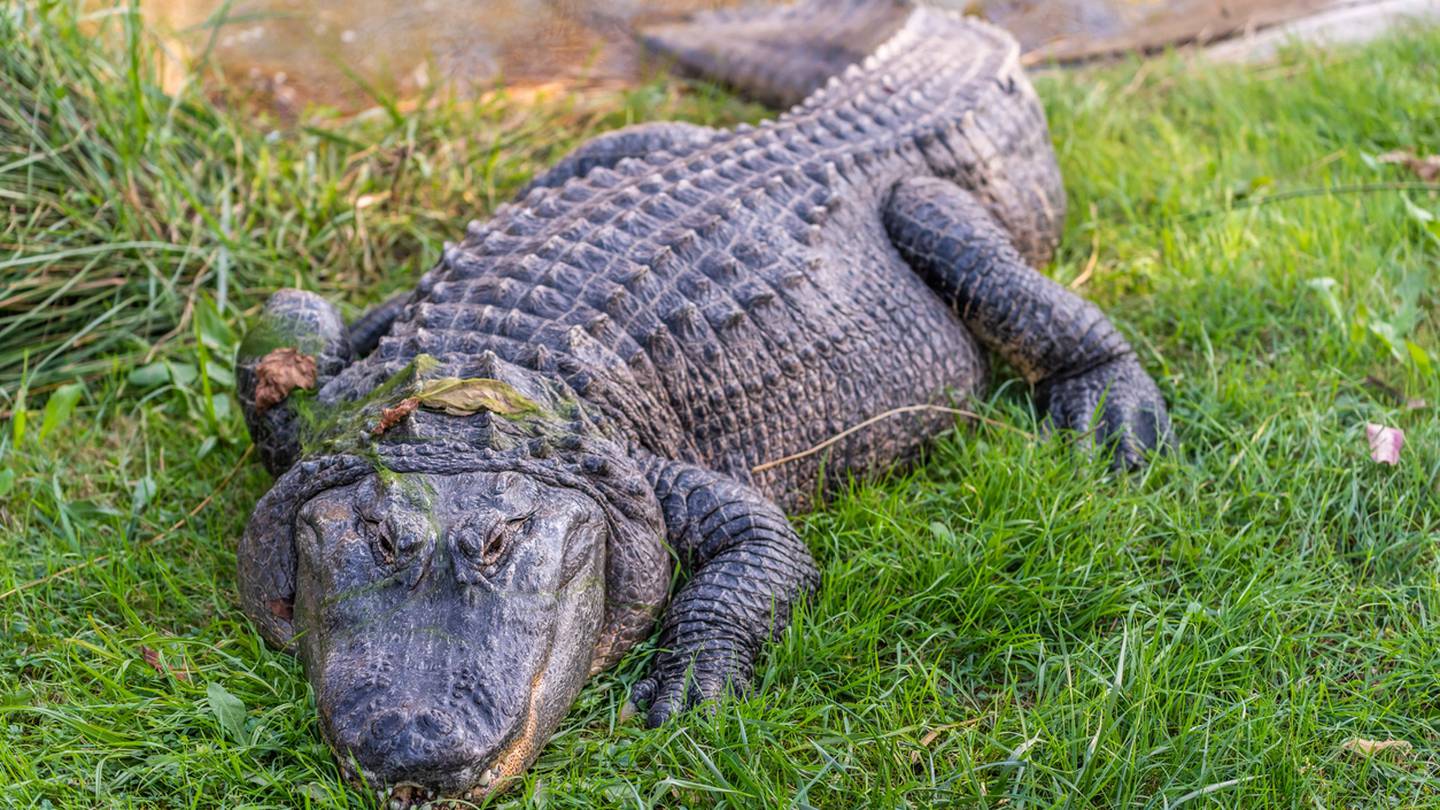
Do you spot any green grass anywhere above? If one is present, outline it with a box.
[2,3,1438,807]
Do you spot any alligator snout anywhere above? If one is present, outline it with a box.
[368,706,456,749]
[337,704,483,787]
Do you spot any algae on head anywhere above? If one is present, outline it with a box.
[294,356,436,459]
[294,354,571,464]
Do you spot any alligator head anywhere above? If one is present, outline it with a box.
[303,468,607,797]
[237,432,668,801]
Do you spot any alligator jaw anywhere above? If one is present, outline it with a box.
[364,759,507,807]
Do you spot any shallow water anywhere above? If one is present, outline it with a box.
[146,0,1333,109]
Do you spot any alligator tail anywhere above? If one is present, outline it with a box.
[638,0,913,108]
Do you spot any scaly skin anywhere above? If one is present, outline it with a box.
[234,1,1172,801]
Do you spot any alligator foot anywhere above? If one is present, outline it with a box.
[1040,355,1174,470]
[632,458,820,727]
[884,177,1172,470]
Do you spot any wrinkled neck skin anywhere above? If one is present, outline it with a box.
[241,356,668,801]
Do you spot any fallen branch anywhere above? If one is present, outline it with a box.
[0,444,254,602]
[1070,229,1101,290]
[751,404,1034,475]
[1179,181,1440,221]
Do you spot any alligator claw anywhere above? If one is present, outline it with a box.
[1040,355,1174,470]
[629,655,747,727]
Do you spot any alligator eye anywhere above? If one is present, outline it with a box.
[357,515,421,566]
[355,516,390,564]
[480,524,509,567]
[454,519,514,572]
[377,523,400,564]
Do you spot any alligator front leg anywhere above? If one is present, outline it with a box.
[236,289,354,476]
[523,121,716,193]
[631,459,819,727]
[884,177,1173,468]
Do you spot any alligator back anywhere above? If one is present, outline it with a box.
[322,4,1066,510]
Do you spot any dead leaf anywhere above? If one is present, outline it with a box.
[140,645,190,681]
[1365,423,1405,465]
[141,646,163,674]
[372,397,420,436]
[253,347,317,412]
[910,728,945,768]
[354,191,390,210]
[1341,737,1412,757]
[1377,150,1440,182]
[413,377,537,417]
[268,598,293,621]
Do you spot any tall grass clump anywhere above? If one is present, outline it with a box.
[0,1,763,403]
[0,3,240,393]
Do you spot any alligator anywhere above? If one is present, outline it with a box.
[234,0,1172,801]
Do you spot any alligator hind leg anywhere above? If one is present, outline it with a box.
[237,289,354,476]
[523,122,717,193]
[883,177,1173,469]
[630,458,819,727]
[347,292,408,358]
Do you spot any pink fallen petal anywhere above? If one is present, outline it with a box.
[1365,423,1405,465]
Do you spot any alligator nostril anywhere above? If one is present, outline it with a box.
[369,710,406,740]
[414,709,456,740]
